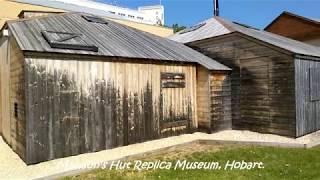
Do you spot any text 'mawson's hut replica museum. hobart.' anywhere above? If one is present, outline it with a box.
[0,1,320,165]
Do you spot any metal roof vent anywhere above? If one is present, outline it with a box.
[214,0,219,16]
[82,15,108,24]
[41,30,98,52]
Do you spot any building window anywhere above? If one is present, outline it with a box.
[109,11,116,14]
[137,17,144,20]
[118,13,126,16]
[14,103,18,118]
[128,15,135,18]
[310,68,320,101]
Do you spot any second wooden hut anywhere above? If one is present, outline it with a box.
[170,16,320,137]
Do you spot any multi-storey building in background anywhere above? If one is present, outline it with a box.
[14,0,165,25]
[0,0,172,37]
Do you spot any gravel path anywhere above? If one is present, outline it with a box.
[0,130,319,180]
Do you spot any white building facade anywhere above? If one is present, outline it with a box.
[14,0,165,25]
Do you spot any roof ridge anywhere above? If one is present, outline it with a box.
[265,11,320,30]
[5,11,78,26]
[283,11,320,24]
[214,16,236,32]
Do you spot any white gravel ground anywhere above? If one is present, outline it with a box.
[0,130,319,180]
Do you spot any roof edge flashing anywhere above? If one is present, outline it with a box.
[295,54,320,61]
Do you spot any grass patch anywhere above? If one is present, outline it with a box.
[64,144,320,180]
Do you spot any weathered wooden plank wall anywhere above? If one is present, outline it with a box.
[196,66,232,132]
[190,34,296,137]
[9,37,26,160]
[295,58,320,137]
[196,66,211,130]
[0,37,10,142]
[0,36,26,160]
[191,36,242,132]
[0,38,5,134]
[210,72,232,131]
[25,57,197,164]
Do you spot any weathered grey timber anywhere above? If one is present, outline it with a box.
[0,12,231,164]
[170,16,320,137]
[295,58,320,136]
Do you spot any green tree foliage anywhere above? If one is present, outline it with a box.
[172,23,186,33]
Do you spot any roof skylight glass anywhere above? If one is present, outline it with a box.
[42,30,98,52]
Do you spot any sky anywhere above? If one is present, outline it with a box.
[100,0,320,29]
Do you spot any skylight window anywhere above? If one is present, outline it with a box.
[42,30,98,52]
[179,23,206,34]
[82,15,108,24]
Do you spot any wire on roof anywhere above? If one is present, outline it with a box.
[179,23,206,34]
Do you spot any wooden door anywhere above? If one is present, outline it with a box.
[160,72,190,137]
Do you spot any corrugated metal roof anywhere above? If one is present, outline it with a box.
[218,17,320,57]
[169,17,320,57]
[7,12,230,71]
[169,18,231,43]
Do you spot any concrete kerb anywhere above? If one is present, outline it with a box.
[306,140,320,148]
[197,139,307,148]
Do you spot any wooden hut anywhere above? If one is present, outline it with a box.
[0,12,230,164]
[170,16,320,138]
